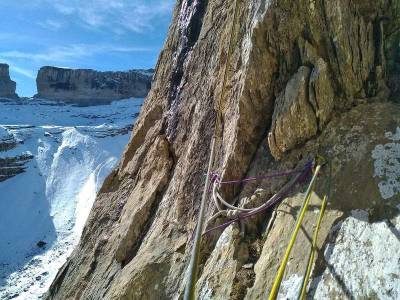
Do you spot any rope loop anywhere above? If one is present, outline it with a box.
[204,161,314,235]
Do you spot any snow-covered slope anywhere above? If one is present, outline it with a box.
[0,98,142,299]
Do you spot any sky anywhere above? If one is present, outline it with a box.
[0,0,175,96]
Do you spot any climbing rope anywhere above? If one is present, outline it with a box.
[298,194,327,300]
[204,161,313,235]
[268,164,322,300]
[298,159,332,299]
[206,162,312,229]
[211,168,304,185]
[184,0,241,299]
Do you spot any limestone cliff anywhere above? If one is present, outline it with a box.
[0,64,18,99]
[35,67,153,104]
[46,0,400,299]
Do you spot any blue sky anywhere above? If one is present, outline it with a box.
[0,0,175,96]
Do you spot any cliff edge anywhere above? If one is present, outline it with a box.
[46,0,400,299]
[0,64,18,99]
[35,67,153,104]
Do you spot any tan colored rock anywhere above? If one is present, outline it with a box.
[115,135,173,263]
[298,38,319,65]
[309,58,335,129]
[45,1,400,299]
[196,226,242,299]
[268,66,317,159]
[323,0,375,100]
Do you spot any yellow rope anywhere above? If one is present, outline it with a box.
[298,194,328,300]
[299,158,331,299]
[268,165,321,300]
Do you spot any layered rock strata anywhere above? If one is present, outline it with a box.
[35,67,153,104]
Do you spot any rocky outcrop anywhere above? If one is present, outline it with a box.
[0,126,32,182]
[268,66,319,159]
[0,153,33,182]
[35,67,153,104]
[46,1,400,299]
[0,126,16,152]
[0,64,18,99]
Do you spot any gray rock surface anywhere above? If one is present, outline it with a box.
[268,66,318,159]
[0,64,18,99]
[35,67,153,104]
[0,126,16,152]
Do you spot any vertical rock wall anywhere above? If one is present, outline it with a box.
[0,64,18,99]
[35,66,153,104]
[46,0,400,299]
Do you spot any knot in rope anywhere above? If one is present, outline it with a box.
[210,172,222,185]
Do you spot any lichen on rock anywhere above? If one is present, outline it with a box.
[372,127,400,200]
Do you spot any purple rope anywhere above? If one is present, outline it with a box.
[210,167,305,185]
[203,161,313,235]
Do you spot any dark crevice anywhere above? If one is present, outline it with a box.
[384,2,400,101]
[363,18,385,98]
[168,0,209,104]
[167,0,209,141]
[320,0,344,101]
[373,19,383,67]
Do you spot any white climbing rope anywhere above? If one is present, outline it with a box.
[207,168,306,226]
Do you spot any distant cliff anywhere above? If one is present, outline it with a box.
[0,64,18,99]
[35,67,153,104]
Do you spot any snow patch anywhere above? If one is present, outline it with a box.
[0,98,142,299]
[313,211,400,299]
[371,127,400,199]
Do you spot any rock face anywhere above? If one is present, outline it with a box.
[0,126,31,182]
[0,154,33,182]
[0,64,18,99]
[268,66,318,159]
[46,1,400,300]
[35,67,153,104]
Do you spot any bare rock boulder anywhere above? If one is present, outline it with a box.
[268,66,317,159]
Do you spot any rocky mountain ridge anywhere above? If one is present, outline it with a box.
[45,0,400,299]
[0,63,153,104]
[35,66,154,104]
[0,64,18,99]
